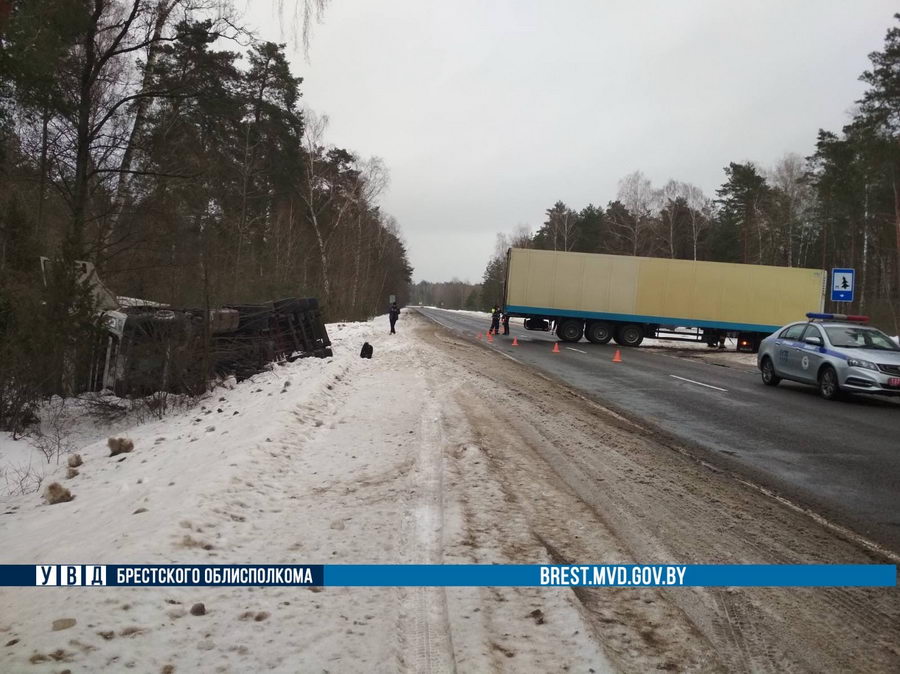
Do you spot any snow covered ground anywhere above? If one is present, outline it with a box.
[2,310,898,672]
[0,314,614,673]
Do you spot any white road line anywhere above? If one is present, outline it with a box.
[669,374,727,392]
[566,347,587,354]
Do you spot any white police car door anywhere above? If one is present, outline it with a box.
[795,324,825,383]
[775,323,806,379]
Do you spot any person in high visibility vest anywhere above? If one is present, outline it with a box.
[490,305,501,335]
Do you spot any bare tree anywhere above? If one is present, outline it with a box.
[560,211,577,251]
[298,110,349,302]
[615,171,656,255]
[509,224,533,249]
[769,153,815,267]
[274,0,330,56]
[657,179,683,258]
[684,183,712,261]
[350,156,389,313]
[104,0,183,255]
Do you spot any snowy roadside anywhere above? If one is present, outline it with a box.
[0,319,381,671]
[0,320,379,498]
[0,314,614,673]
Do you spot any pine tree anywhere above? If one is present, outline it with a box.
[857,13,900,304]
[714,162,770,263]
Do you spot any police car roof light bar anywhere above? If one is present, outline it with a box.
[805,312,869,323]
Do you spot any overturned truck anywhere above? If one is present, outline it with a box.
[93,298,332,397]
[38,258,332,397]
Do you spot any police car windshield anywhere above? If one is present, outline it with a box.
[824,326,900,351]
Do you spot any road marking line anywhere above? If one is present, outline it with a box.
[566,347,587,354]
[669,375,727,392]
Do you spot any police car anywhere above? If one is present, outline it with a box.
[757,313,900,400]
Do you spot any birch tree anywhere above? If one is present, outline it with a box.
[769,154,815,267]
[684,183,712,261]
[615,171,656,255]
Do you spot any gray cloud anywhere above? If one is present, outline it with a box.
[250,0,897,282]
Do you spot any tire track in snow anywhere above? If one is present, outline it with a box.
[411,358,618,672]
[393,348,456,674]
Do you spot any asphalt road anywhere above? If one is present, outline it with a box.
[416,307,900,554]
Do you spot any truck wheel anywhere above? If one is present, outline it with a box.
[760,356,781,386]
[818,365,842,401]
[585,321,613,344]
[556,318,584,342]
[614,324,644,347]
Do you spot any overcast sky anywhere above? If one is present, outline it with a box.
[249,1,897,283]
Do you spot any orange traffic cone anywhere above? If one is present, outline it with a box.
[487,332,494,342]
[511,337,519,346]
[612,349,622,363]
[552,342,560,353]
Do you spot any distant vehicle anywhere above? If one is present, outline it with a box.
[503,248,826,352]
[757,313,900,400]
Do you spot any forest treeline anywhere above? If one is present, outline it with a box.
[432,15,900,330]
[0,0,411,429]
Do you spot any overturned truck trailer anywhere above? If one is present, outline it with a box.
[95,297,332,397]
[213,299,333,382]
[37,259,332,396]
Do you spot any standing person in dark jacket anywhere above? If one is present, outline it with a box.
[490,305,501,335]
[502,311,510,335]
[389,302,400,334]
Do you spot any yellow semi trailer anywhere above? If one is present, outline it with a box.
[503,248,827,351]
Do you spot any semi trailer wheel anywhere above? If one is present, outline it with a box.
[613,323,644,347]
[585,321,613,344]
[556,318,584,342]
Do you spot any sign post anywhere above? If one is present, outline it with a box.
[830,268,855,303]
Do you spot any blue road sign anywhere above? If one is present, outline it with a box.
[831,268,855,302]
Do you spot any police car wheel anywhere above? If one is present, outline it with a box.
[818,365,841,401]
[760,357,780,386]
